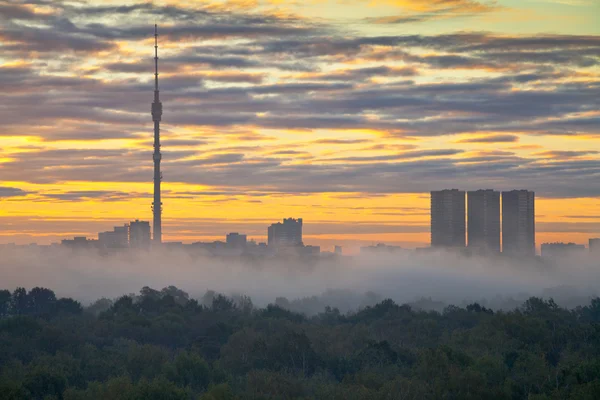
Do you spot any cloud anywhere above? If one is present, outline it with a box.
[0,0,598,205]
[380,0,499,13]
[40,191,145,202]
[0,25,115,53]
[367,0,500,23]
[534,150,599,158]
[536,0,593,5]
[456,134,520,143]
[0,187,28,198]
[312,139,371,145]
[0,3,52,20]
[324,149,465,163]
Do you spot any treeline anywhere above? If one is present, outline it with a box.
[0,286,599,399]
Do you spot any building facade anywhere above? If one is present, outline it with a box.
[431,189,466,248]
[467,190,501,253]
[502,190,535,256]
[268,218,303,247]
[129,220,151,249]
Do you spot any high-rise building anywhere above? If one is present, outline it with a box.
[502,190,535,256]
[268,218,303,247]
[98,225,129,248]
[226,232,247,248]
[129,220,151,249]
[431,189,466,248]
[590,238,600,253]
[467,190,500,253]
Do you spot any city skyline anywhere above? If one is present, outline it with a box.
[0,1,599,249]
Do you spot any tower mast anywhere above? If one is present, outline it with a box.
[151,24,163,244]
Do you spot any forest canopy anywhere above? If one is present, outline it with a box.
[1,286,599,399]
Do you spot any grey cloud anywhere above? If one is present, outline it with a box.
[169,153,246,167]
[40,190,145,202]
[3,144,600,198]
[83,23,316,42]
[0,187,28,198]
[161,139,209,147]
[312,139,371,145]
[0,25,114,53]
[457,134,519,143]
[534,150,599,158]
[169,55,262,69]
[311,66,419,81]
[324,149,464,163]
[0,3,50,20]
[103,61,180,74]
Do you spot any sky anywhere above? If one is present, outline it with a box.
[0,0,599,250]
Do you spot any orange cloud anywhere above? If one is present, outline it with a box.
[372,0,498,12]
[366,0,501,23]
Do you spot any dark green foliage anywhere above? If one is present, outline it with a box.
[1,286,599,399]
[165,351,211,391]
[0,289,11,318]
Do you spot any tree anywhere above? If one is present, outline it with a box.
[140,286,161,300]
[23,366,67,400]
[211,295,235,312]
[133,377,190,400]
[111,296,135,315]
[0,289,11,317]
[233,295,253,314]
[55,298,82,315]
[11,288,29,315]
[165,352,211,391]
[125,344,169,382]
[86,298,113,316]
[200,384,235,400]
[160,286,189,306]
[27,288,57,316]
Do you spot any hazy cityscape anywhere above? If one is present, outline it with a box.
[9,207,595,262]
[5,188,596,261]
[0,1,599,398]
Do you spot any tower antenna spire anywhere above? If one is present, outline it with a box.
[151,24,163,245]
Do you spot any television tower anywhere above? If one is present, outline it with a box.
[151,24,163,244]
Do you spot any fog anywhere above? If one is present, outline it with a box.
[1,247,598,313]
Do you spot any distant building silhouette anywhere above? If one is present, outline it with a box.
[541,242,586,258]
[129,220,151,249]
[61,237,98,249]
[467,190,500,253]
[268,218,303,247]
[589,238,600,253]
[226,233,247,248]
[334,245,343,255]
[502,190,535,256]
[303,245,321,255]
[98,225,129,249]
[360,243,402,254]
[431,189,466,248]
